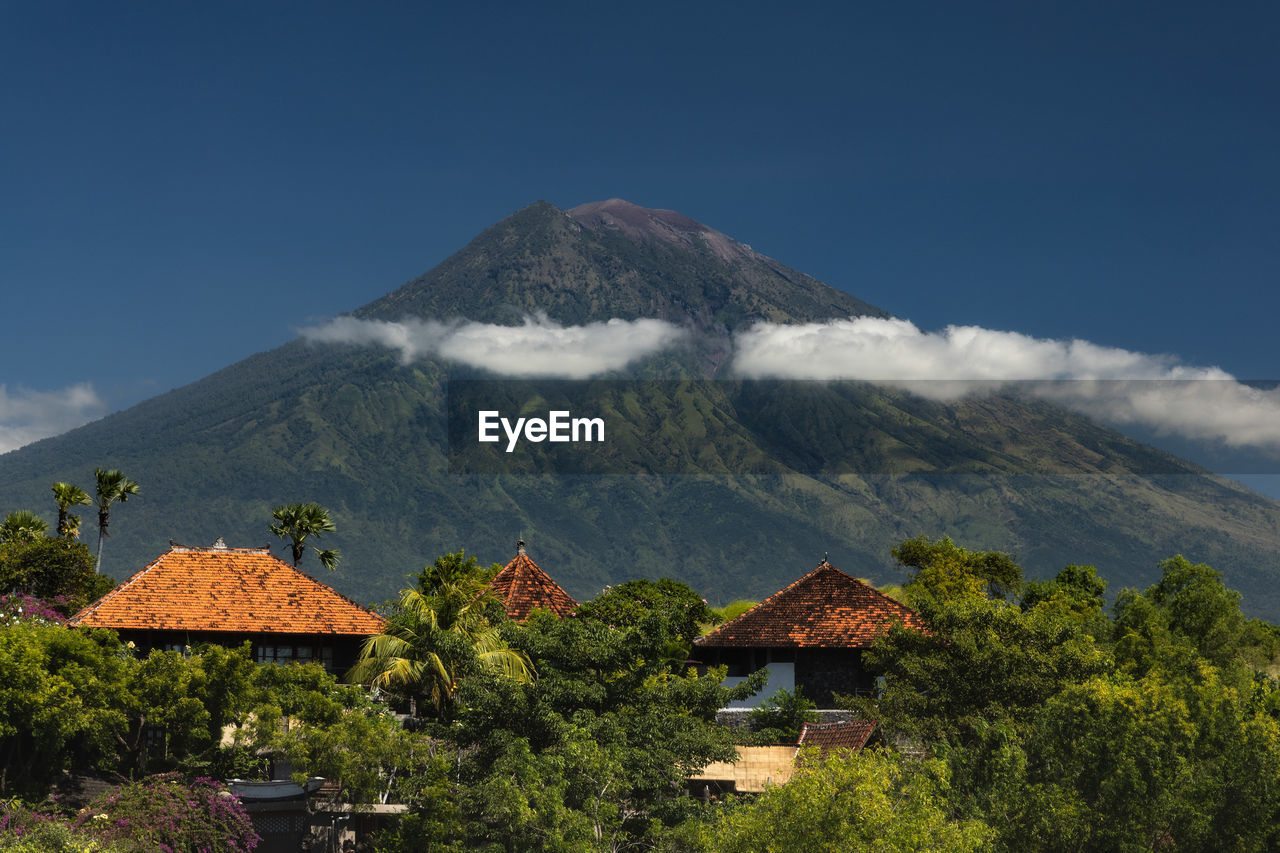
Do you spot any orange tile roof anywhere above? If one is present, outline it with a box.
[488,543,578,621]
[694,561,925,649]
[69,541,385,636]
[797,720,877,754]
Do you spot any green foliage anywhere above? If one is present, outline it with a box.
[413,549,506,626]
[415,548,500,594]
[91,468,139,574]
[856,539,1280,852]
[0,537,105,613]
[51,481,92,540]
[860,593,1111,744]
[710,598,756,626]
[577,578,719,646]
[0,624,134,794]
[0,801,133,852]
[7,532,1280,850]
[1022,563,1106,612]
[1113,555,1280,681]
[744,687,818,745]
[350,555,533,719]
[269,501,339,571]
[438,587,759,852]
[0,511,48,545]
[706,750,991,853]
[0,629,261,795]
[243,666,446,805]
[893,534,1024,602]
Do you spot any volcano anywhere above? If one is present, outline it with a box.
[4,199,1279,616]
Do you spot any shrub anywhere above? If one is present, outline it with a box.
[0,800,130,852]
[75,775,258,853]
[744,687,818,745]
[0,593,69,626]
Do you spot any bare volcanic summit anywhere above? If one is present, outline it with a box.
[567,198,757,265]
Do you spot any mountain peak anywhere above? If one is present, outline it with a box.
[356,199,886,329]
[567,199,752,264]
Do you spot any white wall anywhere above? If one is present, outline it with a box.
[721,662,795,709]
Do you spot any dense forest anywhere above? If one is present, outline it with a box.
[2,523,1280,851]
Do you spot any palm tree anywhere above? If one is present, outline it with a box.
[0,510,49,544]
[93,468,140,573]
[269,502,340,571]
[51,482,92,539]
[349,568,532,718]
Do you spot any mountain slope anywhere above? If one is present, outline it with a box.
[4,200,1280,617]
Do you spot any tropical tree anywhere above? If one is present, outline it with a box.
[350,585,532,718]
[0,536,106,611]
[92,468,140,573]
[51,481,92,539]
[0,510,48,544]
[893,534,1024,602]
[350,551,530,717]
[268,502,340,571]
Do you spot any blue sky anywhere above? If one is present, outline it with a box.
[2,2,1278,476]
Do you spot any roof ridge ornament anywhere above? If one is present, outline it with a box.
[516,539,527,556]
[212,537,228,550]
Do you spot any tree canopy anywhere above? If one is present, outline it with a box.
[3,539,1280,852]
[268,502,340,571]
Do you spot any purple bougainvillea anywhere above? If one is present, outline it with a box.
[72,775,259,852]
[0,593,69,626]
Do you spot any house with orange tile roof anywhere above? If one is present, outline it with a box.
[693,559,926,708]
[69,538,385,675]
[487,540,578,621]
[796,719,878,756]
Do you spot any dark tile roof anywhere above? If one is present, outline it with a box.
[694,561,925,649]
[488,543,578,621]
[797,720,877,754]
[68,541,385,636]
[48,771,129,811]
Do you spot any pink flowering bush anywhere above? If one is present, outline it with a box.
[0,593,68,627]
[74,775,258,853]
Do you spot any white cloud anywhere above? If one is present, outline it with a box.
[302,314,686,378]
[0,383,107,454]
[301,315,453,363]
[732,317,1280,451]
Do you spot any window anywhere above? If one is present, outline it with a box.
[257,642,337,673]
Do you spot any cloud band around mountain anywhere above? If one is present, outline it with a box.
[0,383,107,455]
[731,317,1280,451]
[301,314,686,379]
[302,312,1280,452]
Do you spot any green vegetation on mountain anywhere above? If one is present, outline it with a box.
[2,199,1280,618]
